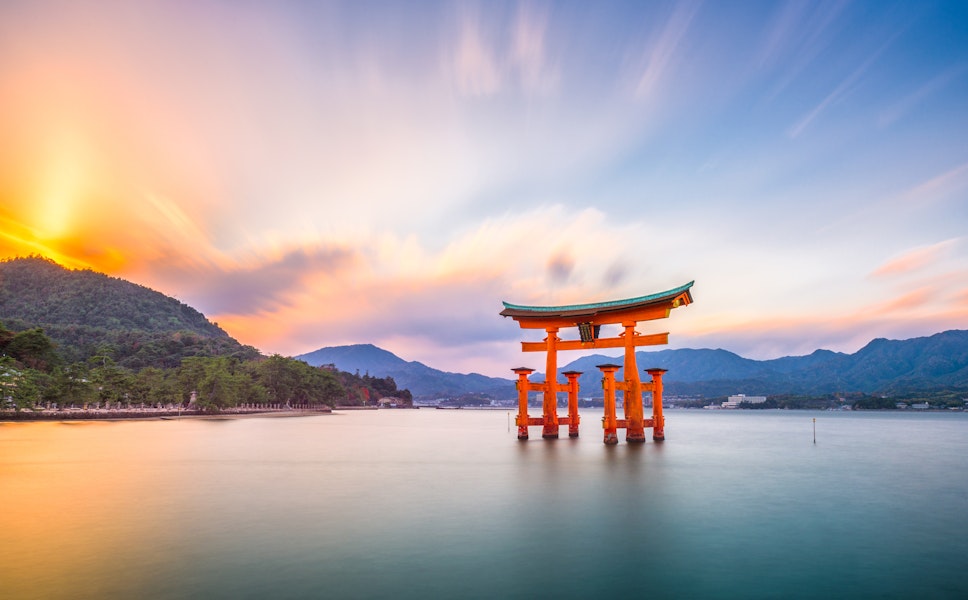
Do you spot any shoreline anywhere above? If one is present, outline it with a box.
[0,407,333,423]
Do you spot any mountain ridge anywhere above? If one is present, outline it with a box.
[298,330,968,400]
[296,344,513,400]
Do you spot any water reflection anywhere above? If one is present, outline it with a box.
[2,410,967,599]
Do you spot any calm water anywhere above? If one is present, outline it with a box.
[2,409,967,599]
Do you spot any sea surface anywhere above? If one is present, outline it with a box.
[2,409,967,599]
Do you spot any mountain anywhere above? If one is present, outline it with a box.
[296,344,514,400]
[0,256,259,367]
[558,330,968,397]
[299,330,968,401]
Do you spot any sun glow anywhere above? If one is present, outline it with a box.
[33,131,88,239]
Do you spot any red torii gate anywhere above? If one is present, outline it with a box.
[500,281,694,444]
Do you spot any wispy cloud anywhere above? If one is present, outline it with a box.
[788,33,896,138]
[183,246,357,315]
[869,239,960,279]
[511,2,557,95]
[759,0,849,99]
[452,6,503,96]
[866,287,935,316]
[448,1,557,97]
[633,1,700,100]
[878,65,968,127]
[903,162,968,203]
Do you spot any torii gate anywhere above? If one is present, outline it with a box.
[500,281,693,444]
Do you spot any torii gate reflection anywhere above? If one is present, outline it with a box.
[500,281,694,444]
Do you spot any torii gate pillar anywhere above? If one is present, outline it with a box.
[648,368,667,441]
[542,327,560,439]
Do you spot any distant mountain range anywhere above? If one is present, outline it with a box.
[298,330,968,400]
[296,344,512,400]
[558,330,968,397]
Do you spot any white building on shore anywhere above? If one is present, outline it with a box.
[722,394,767,409]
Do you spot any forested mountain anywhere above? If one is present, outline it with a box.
[1,256,412,413]
[0,256,259,367]
[296,344,514,400]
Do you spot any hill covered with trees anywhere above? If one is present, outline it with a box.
[0,256,259,367]
[0,256,411,414]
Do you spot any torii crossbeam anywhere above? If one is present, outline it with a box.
[500,281,694,444]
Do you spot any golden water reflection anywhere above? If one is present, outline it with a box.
[1,420,222,599]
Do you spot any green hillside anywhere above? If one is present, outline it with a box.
[0,256,412,413]
[0,256,260,367]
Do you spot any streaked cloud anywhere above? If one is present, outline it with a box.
[787,34,896,138]
[878,65,968,128]
[904,162,968,204]
[758,0,849,99]
[452,5,503,96]
[633,0,700,100]
[182,246,358,316]
[449,1,557,97]
[869,239,959,279]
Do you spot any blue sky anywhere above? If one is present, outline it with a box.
[1,1,966,376]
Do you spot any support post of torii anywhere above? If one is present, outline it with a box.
[648,368,667,441]
[542,328,560,439]
[598,364,621,445]
[512,368,534,440]
[563,370,582,438]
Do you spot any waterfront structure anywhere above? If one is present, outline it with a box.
[722,394,767,409]
[500,281,694,444]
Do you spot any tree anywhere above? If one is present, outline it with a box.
[0,358,40,411]
[6,328,61,372]
[256,355,301,405]
[46,364,95,407]
[194,357,246,412]
[89,357,133,407]
[253,355,344,407]
[130,367,176,406]
[0,321,16,351]
[176,356,210,404]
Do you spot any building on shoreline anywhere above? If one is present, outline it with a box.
[722,394,767,409]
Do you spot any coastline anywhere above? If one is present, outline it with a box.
[0,407,333,423]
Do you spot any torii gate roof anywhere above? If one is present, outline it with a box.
[500,281,694,325]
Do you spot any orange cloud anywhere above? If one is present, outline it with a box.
[869,239,958,278]
[865,287,934,316]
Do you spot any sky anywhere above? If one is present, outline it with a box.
[1,0,967,377]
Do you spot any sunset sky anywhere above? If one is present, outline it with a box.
[1,1,966,377]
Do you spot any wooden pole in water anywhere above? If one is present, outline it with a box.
[598,364,621,445]
[512,367,534,440]
[542,328,560,439]
[813,418,816,444]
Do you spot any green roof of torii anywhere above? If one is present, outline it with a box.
[500,281,694,320]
